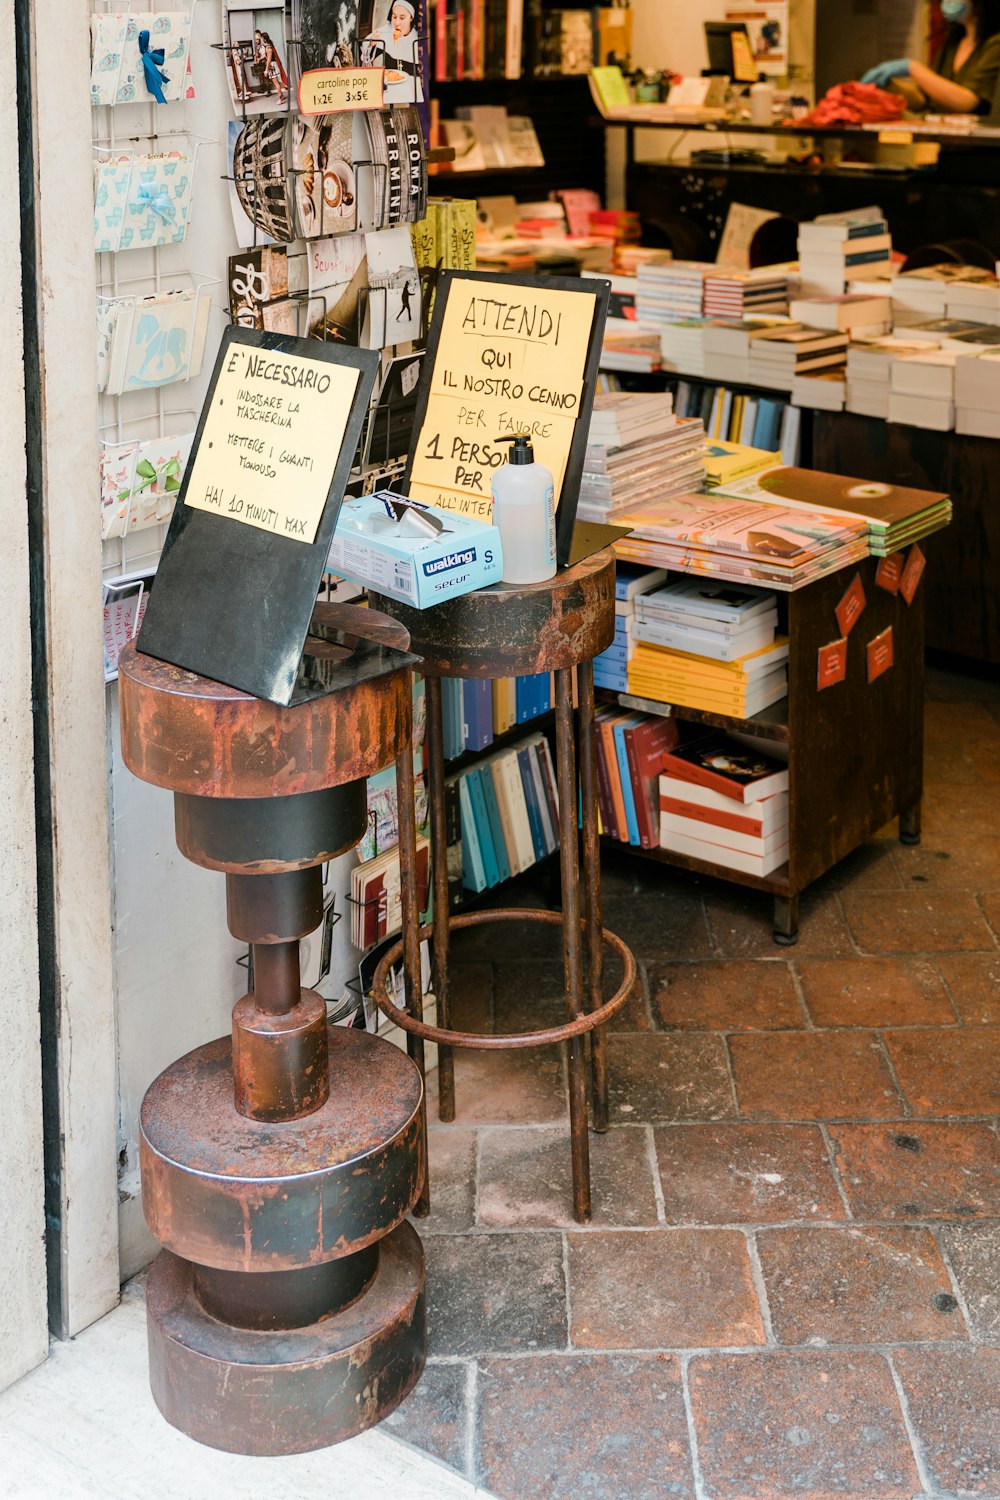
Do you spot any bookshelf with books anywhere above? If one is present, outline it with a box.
[596,550,925,943]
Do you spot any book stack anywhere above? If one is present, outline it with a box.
[890,264,999,326]
[628,635,789,717]
[788,293,892,338]
[945,269,1000,326]
[748,327,849,391]
[636,260,709,326]
[599,325,664,373]
[797,207,893,296]
[702,317,797,385]
[714,464,952,556]
[594,563,668,693]
[578,392,707,524]
[703,441,778,490]
[660,319,710,377]
[791,370,846,412]
[676,382,791,456]
[955,347,1000,437]
[888,348,956,431]
[594,708,680,850]
[634,578,779,661]
[439,673,552,759]
[702,266,791,319]
[615,489,870,589]
[845,335,929,418]
[351,838,431,950]
[447,732,560,897]
[658,734,790,877]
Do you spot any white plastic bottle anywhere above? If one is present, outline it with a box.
[490,433,557,585]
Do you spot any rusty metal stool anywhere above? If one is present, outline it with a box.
[371,548,637,1224]
[117,604,429,1456]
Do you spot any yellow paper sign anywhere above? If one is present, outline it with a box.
[185,344,361,543]
[409,282,598,519]
[298,67,384,116]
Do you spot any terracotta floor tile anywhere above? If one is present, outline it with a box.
[797,956,956,1028]
[601,890,713,962]
[923,697,1000,741]
[729,1031,902,1121]
[689,1350,920,1500]
[942,1222,1000,1341]
[706,888,856,959]
[477,1354,694,1500]
[423,1232,567,1357]
[649,959,803,1031]
[892,834,1000,891]
[758,1225,967,1344]
[422,1127,478,1234]
[425,1044,566,1126]
[884,1027,1000,1116]
[981,890,1000,938]
[829,1121,1000,1220]
[381,1360,470,1475]
[446,962,494,1033]
[477,1124,659,1229]
[568,1228,764,1349]
[813,840,905,891]
[893,1346,1000,1497]
[841,889,998,954]
[606,1033,736,1123]
[494,957,650,1035]
[936,951,1000,1024]
[654,1123,846,1225]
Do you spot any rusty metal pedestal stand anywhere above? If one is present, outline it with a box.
[117,607,428,1456]
[371,549,636,1224]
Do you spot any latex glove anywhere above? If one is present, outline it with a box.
[861,59,911,88]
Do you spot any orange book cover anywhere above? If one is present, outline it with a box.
[601,713,628,841]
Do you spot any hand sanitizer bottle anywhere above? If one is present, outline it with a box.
[490,433,557,585]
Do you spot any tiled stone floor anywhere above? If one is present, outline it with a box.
[385,667,1000,1500]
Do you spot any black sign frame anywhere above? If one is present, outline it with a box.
[137,327,380,706]
[401,269,610,568]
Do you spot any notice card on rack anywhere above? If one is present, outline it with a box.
[404,270,608,565]
[138,327,379,705]
[185,342,361,543]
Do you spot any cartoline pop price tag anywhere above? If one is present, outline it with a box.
[298,67,385,116]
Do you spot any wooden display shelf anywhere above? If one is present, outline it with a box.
[601,553,924,943]
[614,691,789,745]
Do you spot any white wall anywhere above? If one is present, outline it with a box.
[0,0,48,1394]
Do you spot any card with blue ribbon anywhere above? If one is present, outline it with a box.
[118,152,195,250]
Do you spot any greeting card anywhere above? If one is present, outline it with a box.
[90,14,130,106]
[294,0,361,75]
[97,299,132,392]
[228,246,297,334]
[103,574,154,682]
[290,112,357,239]
[118,152,195,250]
[100,433,194,538]
[223,3,292,114]
[305,231,367,342]
[358,0,424,103]
[110,13,195,104]
[99,442,140,539]
[93,152,134,252]
[107,290,212,394]
[363,224,420,347]
[129,432,195,529]
[227,117,291,246]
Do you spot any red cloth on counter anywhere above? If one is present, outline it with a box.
[798,82,908,127]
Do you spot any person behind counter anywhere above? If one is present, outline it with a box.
[862,0,1000,114]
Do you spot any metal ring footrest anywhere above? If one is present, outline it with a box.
[373,908,637,1050]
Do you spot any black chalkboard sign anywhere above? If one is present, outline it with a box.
[138,327,380,705]
[402,269,610,567]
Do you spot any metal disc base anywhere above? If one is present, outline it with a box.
[146,1222,426,1456]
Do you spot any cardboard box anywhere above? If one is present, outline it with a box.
[328,492,503,607]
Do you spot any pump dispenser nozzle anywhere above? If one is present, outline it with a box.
[496,432,535,465]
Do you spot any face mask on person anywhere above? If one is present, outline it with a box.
[942,0,971,23]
